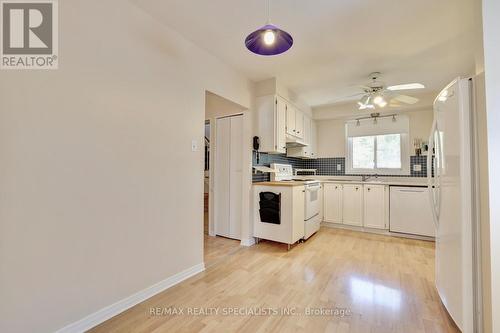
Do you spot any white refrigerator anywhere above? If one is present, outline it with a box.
[427,76,483,332]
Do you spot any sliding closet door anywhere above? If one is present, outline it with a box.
[214,117,231,237]
[214,115,243,240]
[229,116,243,239]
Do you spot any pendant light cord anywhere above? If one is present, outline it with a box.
[266,0,270,24]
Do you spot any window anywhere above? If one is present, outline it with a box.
[346,116,409,175]
[352,136,375,169]
[376,134,401,169]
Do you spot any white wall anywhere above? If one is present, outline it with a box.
[482,0,500,331]
[0,1,253,332]
[316,110,434,158]
[316,119,346,157]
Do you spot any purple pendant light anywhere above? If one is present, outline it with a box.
[245,0,293,56]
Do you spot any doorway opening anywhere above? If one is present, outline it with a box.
[204,120,210,236]
[203,92,247,267]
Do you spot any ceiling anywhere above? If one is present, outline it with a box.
[133,0,479,109]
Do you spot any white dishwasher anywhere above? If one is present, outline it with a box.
[389,186,435,237]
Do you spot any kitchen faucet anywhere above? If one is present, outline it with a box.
[362,174,378,182]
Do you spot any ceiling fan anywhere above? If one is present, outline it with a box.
[341,72,425,110]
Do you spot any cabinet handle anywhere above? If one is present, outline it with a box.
[367,188,371,191]
[355,187,359,190]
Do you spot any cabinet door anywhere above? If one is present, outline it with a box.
[302,115,311,156]
[295,109,304,139]
[285,103,295,136]
[275,97,287,153]
[324,183,343,223]
[342,185,363,226]
[310,120,317,159]
[363,185,387,229]
[319,184,324,221]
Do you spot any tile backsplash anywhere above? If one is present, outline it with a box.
[253,153,431,182]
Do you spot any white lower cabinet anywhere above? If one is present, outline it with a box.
[342,184,363,226]
[253,185,305,245]
[323,183,343,223]
[322,182,389,230]
[363,185,388,229]
[318,184,324,221]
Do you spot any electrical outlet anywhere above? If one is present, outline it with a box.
[337,164,342,171]
[413,164,422,172]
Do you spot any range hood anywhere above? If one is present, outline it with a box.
[286,135,308,147]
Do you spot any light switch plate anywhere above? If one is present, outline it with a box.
[337,164,342,171]
[413,164,422,172]
[191,140,198,152]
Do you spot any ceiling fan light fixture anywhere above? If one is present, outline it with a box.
[373,95,386,106]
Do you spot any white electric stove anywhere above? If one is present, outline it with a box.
[270,164,321,239]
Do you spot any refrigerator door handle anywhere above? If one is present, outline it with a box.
[435,120,443,220]
[427,119,439,229]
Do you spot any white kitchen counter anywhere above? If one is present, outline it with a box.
[296,176,428,187]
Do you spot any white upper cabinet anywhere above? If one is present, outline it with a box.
[285,103,304,139]
[257,94,309,154]
[275,96,287,153]
[342,184,363,226]
[309,120,318,158]
[294,108,304,139]
[287,116,318,159]
[256,95,287,154]
[285,103,296,136]
[303,115,311,150]
[363,185,388,229]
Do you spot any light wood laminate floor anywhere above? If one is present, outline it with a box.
[203,211,241,267]
[90,228,458,333]
[204,234,241,268]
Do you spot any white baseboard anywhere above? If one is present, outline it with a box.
[240,237,255,247]
[56,263,205,333]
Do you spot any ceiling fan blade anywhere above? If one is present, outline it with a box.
[328,92,366,104]
[392,94,419,104]
[387,83,425,91]
[389,101,403,108]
